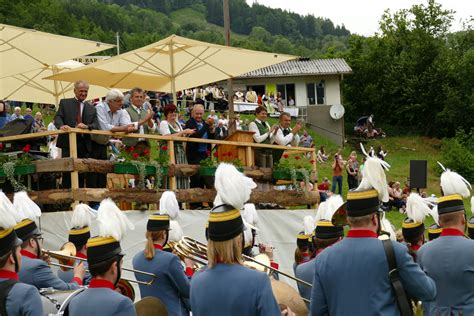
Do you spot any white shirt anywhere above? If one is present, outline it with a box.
[274,126,300,146]
[96,101,131,131]
[159,120,183,136]
[249,119,275,144]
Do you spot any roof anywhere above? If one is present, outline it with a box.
[237,58,352,78]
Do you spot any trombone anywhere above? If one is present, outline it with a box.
[43,243,156,286]
[174,236,312,288]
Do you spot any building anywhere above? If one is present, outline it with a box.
[232,58,352,147]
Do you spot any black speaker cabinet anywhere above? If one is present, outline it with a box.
[410,160,428,189]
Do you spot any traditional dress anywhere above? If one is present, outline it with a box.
[159,120,189,189]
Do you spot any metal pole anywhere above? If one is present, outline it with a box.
[116,32,120,55]
[223,0,236,134]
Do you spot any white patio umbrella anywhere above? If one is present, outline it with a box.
[46,34,297,103]
[0,23,114,77]
[0,60,111,106]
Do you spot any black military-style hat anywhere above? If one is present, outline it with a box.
[427,223,442,241]
[87,236,123,265]
[0,227,22,257]
[147,214,170,232]
[402,218,425,239]
[208,204,244,242]
[315,220,344,239]
[14,219,41,242]
[68,226,91,249]
[437,194,465,215]
[468,217,474,239]
[346,189,380,217]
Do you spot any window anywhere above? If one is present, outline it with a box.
[306,83,315,105]
[316,80,325,104]
[277,84,295,106]
[306,80,326,105]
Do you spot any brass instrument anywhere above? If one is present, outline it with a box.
[43,244,156,286]
[175,236,312,288]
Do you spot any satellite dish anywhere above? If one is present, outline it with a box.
[329,104,345,120]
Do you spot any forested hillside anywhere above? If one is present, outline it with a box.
[0,0,349,56]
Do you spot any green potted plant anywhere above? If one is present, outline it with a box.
[113,145,169,189]
[0,144,36,191]
[273,153,317,191]
[199,149,243,176]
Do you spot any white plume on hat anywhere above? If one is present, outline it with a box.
[357,144,391,202]
[96,198,134,241]
[242,203,259,230]
[303,215,315,235]
[214,163,257,210]
[380,212,396,241]
[471,196,474,215]
[13,191,41,222]
[0,194,18,229]
[314,201,328,224]
[428,205,440,225]
[322,195,345,222]
[406,193,431,223]
[168,220,183,242]
[70,203,95,229]
[437,162,472,198]
[0,191,20,223]
[159,191,179,220]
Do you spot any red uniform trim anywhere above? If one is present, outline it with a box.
[20,249,37,259]
[153,244,163,250]
[347,230,378,238]
[0,270,18,280]
[88,278,115,290]
[440,228,465,237]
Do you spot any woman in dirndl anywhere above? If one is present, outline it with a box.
[159,104,196,189]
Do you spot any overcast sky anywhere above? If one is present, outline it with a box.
[245,0,473,36]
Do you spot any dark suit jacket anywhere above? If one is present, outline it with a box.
[54,98,99,154]
[184,118,215,164]
[215,126,228,140]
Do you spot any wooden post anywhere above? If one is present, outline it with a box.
[167,139,177,190]
[68,131,79,208]
[223,0,235,134]
[246,146,253,167]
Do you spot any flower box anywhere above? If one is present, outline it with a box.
[114,163,168,176]
[0,164,36,177]
[272,169,307,181]
[199,166,243,176]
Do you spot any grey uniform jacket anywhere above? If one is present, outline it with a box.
[68,284,136,316]
[133,249,190,316]
[417,233,474,316]
[190,263,281,316]
[310,234,436,316]
[295,257,316,304]
[0,277,44,316]
[19,255,80,290]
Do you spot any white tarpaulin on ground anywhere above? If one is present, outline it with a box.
[39,208,316,297]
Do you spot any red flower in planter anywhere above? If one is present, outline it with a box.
[128,146,135,152]
[213,152,219,158]
[227,151,232,157]
[0,143,3,151]
[310,160,315,164]
[295,156,300,160]
[161,145,168,151]
[23,144,31,153]
[206,150,211,157]
[222,152,227,157]
[132,153,139,160]
[143,149,150,156]
[283,154,289,159]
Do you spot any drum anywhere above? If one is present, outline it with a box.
[134,297,168,316]
[270,279,308,316]
[40,288,84,315]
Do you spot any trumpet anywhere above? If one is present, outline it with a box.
[174,236,312,288]
[43,243,156,286]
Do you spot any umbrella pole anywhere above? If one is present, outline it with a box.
[169,42,178,109]
[224,0,236,135]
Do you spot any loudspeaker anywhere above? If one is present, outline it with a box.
[410,160,428,189]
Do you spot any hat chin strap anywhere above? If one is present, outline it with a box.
[12,250,19,273]
[114,256,122,288]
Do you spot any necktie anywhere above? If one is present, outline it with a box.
[76,100,82,125]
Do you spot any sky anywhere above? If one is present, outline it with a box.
[245,0,473,36]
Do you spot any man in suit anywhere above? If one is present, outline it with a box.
[54,80,99,188]
[185,104,215,209]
